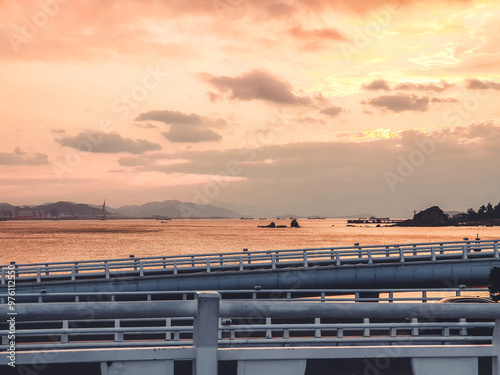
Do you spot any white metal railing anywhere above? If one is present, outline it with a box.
[1,297,498,351]
[1,239,498,284]
[0,287,490,304]
[0,316,494,351]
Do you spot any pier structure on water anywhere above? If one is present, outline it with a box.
[1,239,500,375]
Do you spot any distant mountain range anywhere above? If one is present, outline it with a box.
[0,200,240,219]
[114,200,240,218]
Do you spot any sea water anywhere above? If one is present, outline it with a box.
[1,218,499,264]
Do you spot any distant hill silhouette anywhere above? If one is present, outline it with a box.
[115,200,240,218]
[0,200,240,219]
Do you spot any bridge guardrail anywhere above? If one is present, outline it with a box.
[1,296,499,352]
[1,239,499,285]
[0,287,491,304]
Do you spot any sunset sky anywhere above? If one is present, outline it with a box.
[1,0,500,217]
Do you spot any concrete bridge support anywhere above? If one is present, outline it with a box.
[411,357,477,375]
[237,359,307,375]
[100,360,174,375]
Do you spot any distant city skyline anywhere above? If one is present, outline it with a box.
[1,0,500,218]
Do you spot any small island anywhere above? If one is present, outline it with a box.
[258,219,300,228]
[397,202,500,227]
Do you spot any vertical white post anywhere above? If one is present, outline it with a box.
[494,242,499,259]
[193,292,220,375]
[114,320,123,342]
[61,320,68,344]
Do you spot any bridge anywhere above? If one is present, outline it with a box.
[2,239,499,294]
[2,239,500,375]
[1,291,500,375]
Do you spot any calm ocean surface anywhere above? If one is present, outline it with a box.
[1,218,500,265]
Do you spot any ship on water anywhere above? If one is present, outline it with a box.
[100,200,107,220]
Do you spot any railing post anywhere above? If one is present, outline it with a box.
[462,245,468,260]
[431,247,436,261]
[303,252,308,268]
[1,268,4,285]
[115,320,123,342]
[399,247,405,263]
[314,318,321,338]
[495,242,499,259]
[165,318,172,341]
[335,252,341,266]
[139,261,144,277]
[271,254,276,270]
[193,292,220,375]
[368,250,373,264]
[363,318,370,337]
[207,259,211,273]
[105,263,110,279]
[173,260,178,275]
[61,320,69,344]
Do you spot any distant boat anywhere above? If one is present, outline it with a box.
[240,217,254,220]
[259,218,267,220]
[308,216,326,219]
[100,200,107,221]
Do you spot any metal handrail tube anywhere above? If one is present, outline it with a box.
[217,336,494,345]
[2,301,500,321]
[4,326,193,336]
[0,301,196,321]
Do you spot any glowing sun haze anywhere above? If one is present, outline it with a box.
[1,0,500,217]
